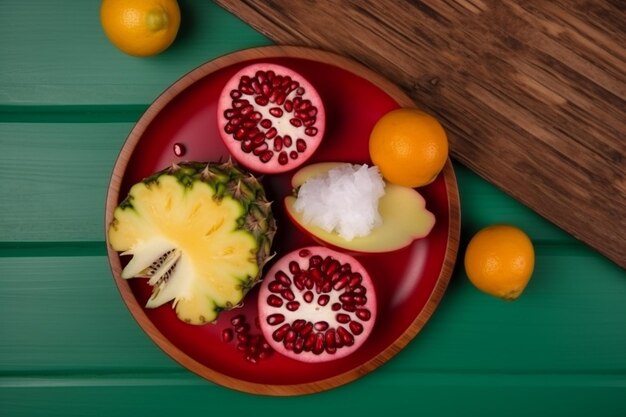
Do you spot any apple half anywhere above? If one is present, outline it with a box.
[284,162,436,253]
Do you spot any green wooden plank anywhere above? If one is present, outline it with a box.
[0,0,271,106]
[0,374,624,417]
[0,123,129,242]
[1,254,623,374]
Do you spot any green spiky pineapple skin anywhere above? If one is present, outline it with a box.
[109,160,277,325]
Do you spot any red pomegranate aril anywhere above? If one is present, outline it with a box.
[318,294,330,306]
[222,328,234,343]
[281,288,295,301]
[267,313,285,325]
[343,304,357,312]
[293,338,305,353]
[235,323,250,334]
[231,314,245,326]
[349,274,362,287]
[234,128,246,140]
[283,341,294,351]
[333,274,351,291]
[349,321,364,335]
[305,127,318,136]
[265,127,277,139]
[273,136,283,151]
[303,117,316,127]
[290,118,303,128]
[352,284,366,294]
[289,261,301,274]
[314,321,329,331]
[278,151,288,165]
[260,119,272,129]
[272,323,290,342]
[252,143,269,156]
[354,295,368,306]
[313,333,325,355]
[325,329,336,349]
[269,107,283,117]
[285,329,297,343]
[267,294,283,307]
[292,319,306,332]
[241,139,253,153]
[290,151,299,160]
[224,109,237,119]
[336,313,351,324]
[230,89,242,99]
[339,293,354,304]
[337,326,355,346]
[331,302,342,311]
[275,270,291,286]
[356,308,372,321]
[284,100,293,112]
[268,281,284,293]
[286,301,300,311]
[283,135,293,147]
[304,333,316,351]
[260,151,274,163]
[173,143,186,157]
[303,290,314,303]
[299,322,313,337]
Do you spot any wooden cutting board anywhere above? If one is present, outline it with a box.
[215,0,626,269]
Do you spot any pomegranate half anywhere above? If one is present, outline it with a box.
[217,63,326,174]
[258,246,377,363]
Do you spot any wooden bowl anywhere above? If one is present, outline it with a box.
[105,46,460,395]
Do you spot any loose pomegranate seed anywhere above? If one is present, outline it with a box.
[331,303,342,311]
[336,313,351,324]
[305,127,318,136]
[283,135,292,147]
[356,309,371,321]
[273,136,283,151]
[275,270,291,286]
[259,150,274,163]
[290,118,302,127]
[290,151,299,160]
[349,321,364,335]
[314,321,329,331]
[333,274,350,291]
[272,324,290,342]
[289,261,301,274]
[281,288,295,301]
[267,294,283,307]
[303,290,314,303]
[299,322,313,337]
[267,313,285,325]
[278,152,288,165]
[268,281,284,293]
[318,294,330,306]
[173,143,186,157]
[296,138,307,152]
[269,107,283,117]
[286,301,300,311]
[222,328,234,343]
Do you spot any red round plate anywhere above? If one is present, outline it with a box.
[105,46,460,396]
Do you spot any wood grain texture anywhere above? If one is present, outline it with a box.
[215,0,626,268]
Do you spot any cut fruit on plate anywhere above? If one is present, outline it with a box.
[285,162,436,253]
[107,160,276,325]
[258,246,377,363]
[217,63,326,174]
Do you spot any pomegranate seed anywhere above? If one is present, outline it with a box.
[356,308,371,321]
[255,96,268,106]
[267,294,283,307]
[349,321,364,335]
[303,290,314,303]
[272,324,290,342]
[313,333,325,355]
[250,111,262,121]
[268,281,283,293]
[285,330,297,343]
[354,295,367,306]
[289,261,301,274]
[231,315,245,326]
[267,313,285,325]
[343,304,357,312]
[234,128,246,140]
[233,99,248,108]
[235,323,250,334]
[240,85,254,95]
[304,276,314,289]
[292,319,306,331]
[325,329,336,349]
[304,333,316,351]
[286,301,300,311]
[337,326,355,346]
[230,89,242,98]
[255,70,267,83]
[321,281,332,294]
[278,151,288,165]
[293,138,306,152]
[275,270,291,286]
[314,321,329,331]
[240,75,251,84]
[173,143,185,157]
[261,83,271,96]
[340,293,356,304]
[305,127,318,136]
[336,313,351,324]
[241,139,253,152]
[349,274,362,287]
[296,87,305,95]
[222,328,234,343]
[269,107,283,117]
[309,255,322,267]
[299,249,312,257]
[273,136,283,151]
[252,143,269,156]
[224,123,235,134]
[224,109,238,119]
[284,100,293,112]
[240,104,254,116]
[281,288,295,301]
[284,341,294,351]
[251,80,261,94]
[260,150,274,163]
[303,117,316,127]
[290,118,303,127]
[275,92,287,105]
[283,135,293,147]
[290,151,299,160]
[260,119,272,128]
[299,322,313,337]
[293,338,304,353]
[352,284,366,295]
[333,274,350,291]
[318,294,330,306]
[265,127,277,139]
[331,303,342,311]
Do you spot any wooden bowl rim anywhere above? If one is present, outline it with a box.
[104,45,460,396]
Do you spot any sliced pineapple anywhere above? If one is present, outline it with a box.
[108,161,276,325]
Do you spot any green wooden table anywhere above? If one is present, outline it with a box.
[1,2,624,416]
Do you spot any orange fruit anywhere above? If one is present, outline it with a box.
[369,108,448,188]
[100,0,181,57]
[464,225,535,300]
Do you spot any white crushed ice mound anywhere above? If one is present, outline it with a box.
[294,164,386,241]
